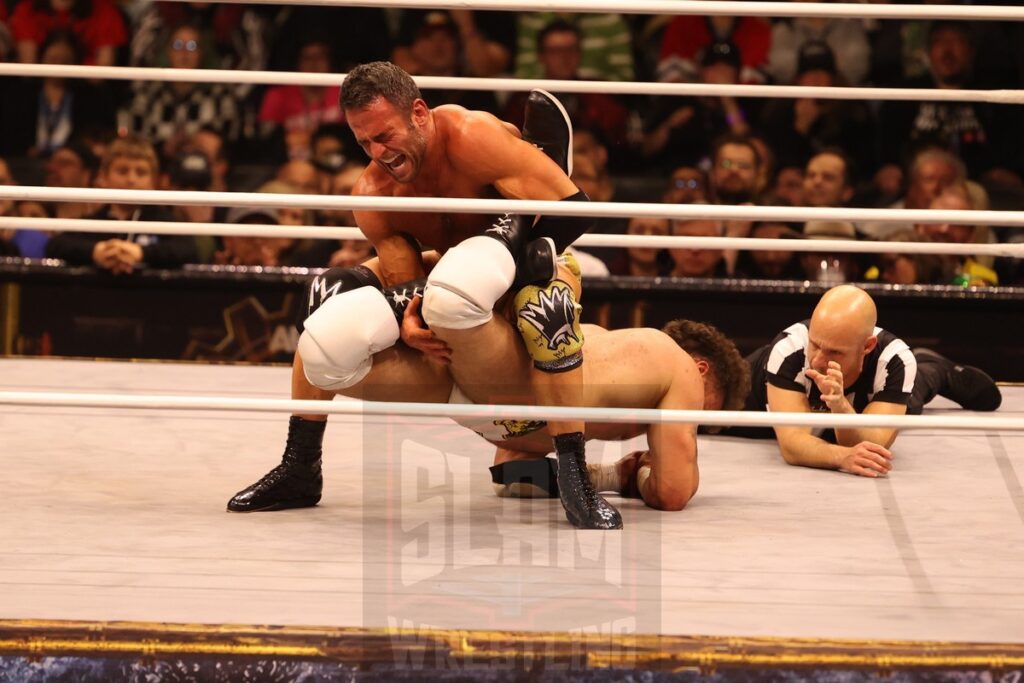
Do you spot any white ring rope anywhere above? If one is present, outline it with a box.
[3,216,1020,258]
[3,186,1024,228]
[171,0,1024,22]
[0,390,1020,432]
[0,63,1021,105]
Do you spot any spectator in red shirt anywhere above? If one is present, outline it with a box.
[10,0,127,66]
[258,34,343,161]
[657,14,771,84]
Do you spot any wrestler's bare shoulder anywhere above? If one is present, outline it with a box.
[433,105,521,149]
[352,162,399,197]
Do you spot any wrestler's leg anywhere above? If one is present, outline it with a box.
[228,262,443,513]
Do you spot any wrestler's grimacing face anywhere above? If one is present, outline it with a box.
[347,97,428,183]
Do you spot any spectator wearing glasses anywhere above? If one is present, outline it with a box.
[118,23,245,146]
[130,2,267,94]
[708,134,766,275]
[662,166,707,204]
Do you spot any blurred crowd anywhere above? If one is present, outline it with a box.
[0,2,1022,286]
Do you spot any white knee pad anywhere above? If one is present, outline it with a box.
[423,235,516,330]
[298,286,400,391]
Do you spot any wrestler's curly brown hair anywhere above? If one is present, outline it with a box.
[661,319,751,413]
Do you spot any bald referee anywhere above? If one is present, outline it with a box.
[736,285,1001,477]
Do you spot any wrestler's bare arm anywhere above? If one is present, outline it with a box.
[638,335,703,511]
[444,109,577,200]
[352,174,425,287]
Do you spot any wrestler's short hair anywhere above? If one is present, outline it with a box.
[662,319,751,412]
[340,61,422,115]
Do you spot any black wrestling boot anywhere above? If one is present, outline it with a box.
[490,458,559,498]
[227,416,325,512]
[553,432,623,530]
[513,236,557,288]
[522,89,573,175]
[915,348,1002,411]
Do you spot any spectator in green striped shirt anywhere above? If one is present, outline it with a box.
[514,12,635,82]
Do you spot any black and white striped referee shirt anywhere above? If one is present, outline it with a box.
[747,320,918,415]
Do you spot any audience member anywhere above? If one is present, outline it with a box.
[643,42,754,171]
[308,124,354,194]
[276,160,318,195]
[572,128,611,180]
[164,149,217,263]
[259,34,343,161]
[515,12,634,82]
[10,0,127,65]
[263,6,391,74]
[0,28,114,157]
[44,141,99,219]
[8,201,54,258]
[46,135,197,271]
[184,127,230,192]
[313,160,376,269]
[657,13,770,84]
[130,2,267,87]
[767,166,804,206]
[119,23,246,146]
[662,166,707,204]
[606,216,672,277]
[878,21,1020,179]
[758,42,873,172]
[861,147,965,239]
[669,219,728,279]
[316,160,361,228]
[799,220,861,284]
[802,150,855,208]
[393,9,514,78]
[395,11,499,114]
[503,21,629,152]
[867,228,945,286]
[735,221,803,280]
[569,147,623,269]
[217,206,283,267]
[914,185,998,286]
[707,134,767,274]
[252,178,334,267]
[766,15,870,85]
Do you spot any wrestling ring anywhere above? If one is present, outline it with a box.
[1,1,1023,679]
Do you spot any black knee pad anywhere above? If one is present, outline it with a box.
[296,265,382,333]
